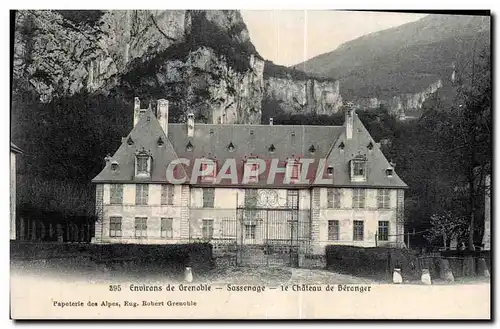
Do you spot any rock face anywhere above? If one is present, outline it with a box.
[264,77,343,115]
[14,10,190,103]
[13,10,340,124]
[351,79,443,118]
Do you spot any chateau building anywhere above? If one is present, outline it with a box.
[92,97,408,264]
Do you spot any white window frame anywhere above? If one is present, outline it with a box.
[352,189,365,209]
[353,220,364,241]
[202,219,214,240]
[135,155,151,177]
[377,189,391,209]
[110,184,123,205]
[328,220,339,241]
[135,184,149,205]
[109,216,122,237]
[351,159,367,182]
[378,221,389,241]
[161,217,174,239]
[161,184,175,205]
[134,217,147,239]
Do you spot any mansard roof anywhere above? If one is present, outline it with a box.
[92,109,407,189]
[92,108,187,182]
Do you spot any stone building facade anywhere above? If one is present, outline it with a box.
[92,97,408,261]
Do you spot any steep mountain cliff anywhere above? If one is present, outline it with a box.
[13,10,341,126]
[294,14,491,117]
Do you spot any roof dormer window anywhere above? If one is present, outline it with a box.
[244,158,260,183]
[268,144,275,153]
[350,156,367,182]
[367,141,374,150]
[157,136,164,147]
[228,142,235,152]
[339,142,345,150]
[386,168,394,177]
[127,137,134,146]
[135,149,152,178]
[309,145,316,154]
[286,159,301,182]
[200,158,217,183]
[111,161,119,171]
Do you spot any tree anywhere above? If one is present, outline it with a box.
[424,211,468,249]
[437,47,491,251]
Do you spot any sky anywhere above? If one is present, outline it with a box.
[241,10,427,67]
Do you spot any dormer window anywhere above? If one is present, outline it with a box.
[286,159,301,182]
[339,142,345,150]
[309,145,316,154]
[386,168,394,177]
[244,158,260,183]
[127,137,134,146]
[200,159,217,183]
[350,156,367,182]
[367,141,374,150]
[268,144,276,153]
[327,166,334,176]
[186,141,193,152]
[157,136,164,146]
[111,161,119,171]
[135,149,152,177]
[228,142,235,152]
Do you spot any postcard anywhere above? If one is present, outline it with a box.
[10,9,491,320]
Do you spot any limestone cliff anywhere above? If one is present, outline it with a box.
[13,10,342,125]
[264,76,343,115]
[351,79,443,118]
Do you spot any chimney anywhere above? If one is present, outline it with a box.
[187,113,195,137]
[269,117,274,126]
[345,102,354,140]
[133,97,142,127]
[157,99,169,135]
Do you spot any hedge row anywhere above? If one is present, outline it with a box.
[325,245,420,281]
[10,241,214,274]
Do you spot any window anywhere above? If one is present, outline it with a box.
[352,189,365,209]
[110,184,123,204]
[328,220,339,240]
[327,166,334,176]
[245,224,256,239]
[351,158,367,181]
[200,160,217,183]
[202,219,214,239]
[378,221,389,241]
[353,220,364,241]
[135,217,147,238]
[161,218,173,239]
[245,159,260,183]
[109,216,122,237]
[377,189,391,209]
[386,168,394,177]
[287,190,299,209]
[203,188,215,208]
[161,184,174,205]
[327,188,341,208]
[136,156,149,176]
[135,184,149,205]
[286,160,301,181]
